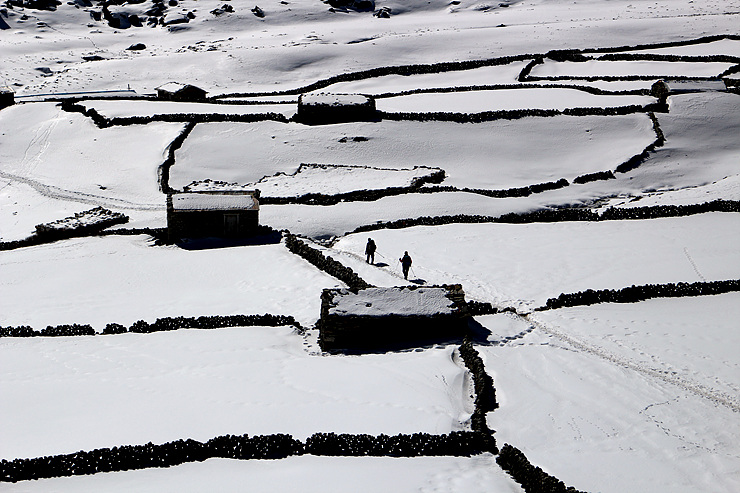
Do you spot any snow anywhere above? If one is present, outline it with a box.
[332,214,740,310]
[533,293,740,403]
[481,325,740,493]
[622,38,740,57]
[313,62,532,95]
[0,455,522,493]
[80,100,296,119]
[630,92,740,191]
[184,164,442,198]
[156,82,192,93]
[377,88,654,113]
[0,103,184,239]
[0,235,340,328]
[171,115,655,191]
[1,0,740,490]
[0,326,468,459]
[530,60,734,78]
[606,174,740,208]
[171,192,257,211]
[300,93,373,106]
[260,191,549,238]
[327,287,457,317]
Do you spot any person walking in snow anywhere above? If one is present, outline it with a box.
[365,238,377,264]
[399,251,412,280]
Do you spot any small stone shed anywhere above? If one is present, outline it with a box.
[296,92,376,124]
[166,191,259,242]
[0,88,14,109]
[156,82,207,102]
[319,285,470,351]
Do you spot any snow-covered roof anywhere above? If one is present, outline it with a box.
[327,287,458,317]
[170,192,258,211]
[300,93,373,107]
[156,82,205,94]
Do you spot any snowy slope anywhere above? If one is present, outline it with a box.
[1,0,739,491]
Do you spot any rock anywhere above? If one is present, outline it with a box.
[251,5,264,17]
[374,6,390,17]
[8,0,61,11]
[126,43,146,50]
[651,80,670,99]
[144,4,165,16]
[162,12,189,25]
[210,4,234,15]
[168,0,178,5]
[107,12,131,29]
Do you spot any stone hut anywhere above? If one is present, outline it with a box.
[167,190,259,242]
[156,82,207,102]
[318,285,470,351]
[296,92,376,124]
[0,88,14,109]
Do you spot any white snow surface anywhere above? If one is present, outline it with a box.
[0,235,339,328]
[0,103,184,239]
[80,100,296,118]
[1,0,740,491]
[376,88,654,113]
[0,326,468,459]
[533,293,740,403]
[623,38,740,57]
[184,164,441,198]
[333,214,740,310]
[300,93,373,106]
[1,455,522,493]
[171,192,257,211]
[314,62,532,95]
[482,325,740,493]
[530,60,734,78]
[172,115,654,191]
[328,287,456,317]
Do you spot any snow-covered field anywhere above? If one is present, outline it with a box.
[80,100,297,119]
[171,115,655,191]
[375,88,654,113]
[0,326,468,458]
[332,214,740,309]
[3,455,518,493]
[1,0,739,491]
[529,60,734,79]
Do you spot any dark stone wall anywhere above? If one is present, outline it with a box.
[539,279,740,311]
[497,443,588,493]
[295,96,377,124]
[319,313,469,351]
[167,209,259,242]
[0,91,14,109]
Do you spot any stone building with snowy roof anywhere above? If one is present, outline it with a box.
[319,285,470,351]
[166,191,259,242]
[156,82,207,102]
[296,92,376,124]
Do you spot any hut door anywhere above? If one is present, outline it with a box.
[224,214,239,236]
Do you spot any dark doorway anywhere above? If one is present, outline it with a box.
[224,214,239,236]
